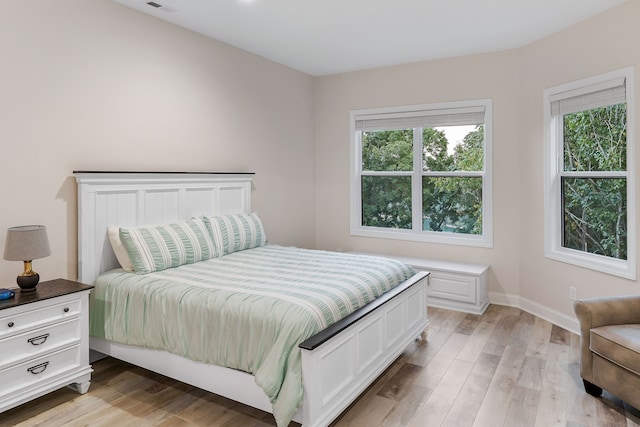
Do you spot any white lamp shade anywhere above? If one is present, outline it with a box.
[4,225,51,261]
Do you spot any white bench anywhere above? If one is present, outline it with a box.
[352,252,489,315]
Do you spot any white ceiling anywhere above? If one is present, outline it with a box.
[112,0,628,76]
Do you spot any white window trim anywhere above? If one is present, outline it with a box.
[543,67,636,280]
[350,99,493,248]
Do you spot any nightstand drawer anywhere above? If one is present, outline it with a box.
[0,318,81,367]
[0,345,81,398]
[0,298,80,337]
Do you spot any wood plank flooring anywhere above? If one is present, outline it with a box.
[2,305,639,427]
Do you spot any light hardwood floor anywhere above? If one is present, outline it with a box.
[2,305,639,427]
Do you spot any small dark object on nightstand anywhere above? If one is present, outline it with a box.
[0,288,16,300]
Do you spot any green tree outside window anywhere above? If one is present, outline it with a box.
[562,104,627,260]
[361,125,485,234]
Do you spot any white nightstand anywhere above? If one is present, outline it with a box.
[0,279,94,413]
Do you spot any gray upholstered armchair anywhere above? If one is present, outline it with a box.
[574,295,640,410]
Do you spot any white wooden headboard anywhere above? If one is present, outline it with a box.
[74,172,254,285]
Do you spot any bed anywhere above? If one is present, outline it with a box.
[75,171,429,427]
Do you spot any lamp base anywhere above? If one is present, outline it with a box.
[17,273,40,292]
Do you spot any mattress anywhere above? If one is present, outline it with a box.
[89,245,416,426]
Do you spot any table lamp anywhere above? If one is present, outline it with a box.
[3,225,51,292]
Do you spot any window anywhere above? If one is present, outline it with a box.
[350,99,493,247]
[544,68,635,279]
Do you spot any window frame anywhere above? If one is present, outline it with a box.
[543,67,636,280]
[350,99,493,248]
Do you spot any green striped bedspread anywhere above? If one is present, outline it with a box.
[90,245,416,426]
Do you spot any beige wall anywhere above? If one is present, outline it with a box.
[315,1,640,319]
[315,52,522,299]
[0,0,316,285]
[517,1,640,316]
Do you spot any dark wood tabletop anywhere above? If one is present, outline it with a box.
[0,278,93,311]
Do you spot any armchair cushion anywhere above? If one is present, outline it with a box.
[590,324,640,375]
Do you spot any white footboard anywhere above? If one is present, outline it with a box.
[300,272,429,427]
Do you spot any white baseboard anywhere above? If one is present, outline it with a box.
[488,292,580,335]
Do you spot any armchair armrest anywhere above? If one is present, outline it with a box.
[574,295,640,330]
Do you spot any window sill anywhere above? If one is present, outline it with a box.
[545,247,636,280]
[351,226,493,248]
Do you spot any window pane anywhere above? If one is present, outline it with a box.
[424,125,484,172]
[562,177,627,260]
[362,176,412,229]
[563,104,627,172]
[362,129,413,172]
[423,177,482,234]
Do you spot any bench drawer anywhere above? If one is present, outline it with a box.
[429,271,478,304]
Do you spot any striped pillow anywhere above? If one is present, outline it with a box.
[203,212,267,256]
[119,217,217,274]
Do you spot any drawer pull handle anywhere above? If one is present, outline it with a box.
[27,333,50,346]
[8,322,14,328]
[63,307,69,313]
[27,361,49,375]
